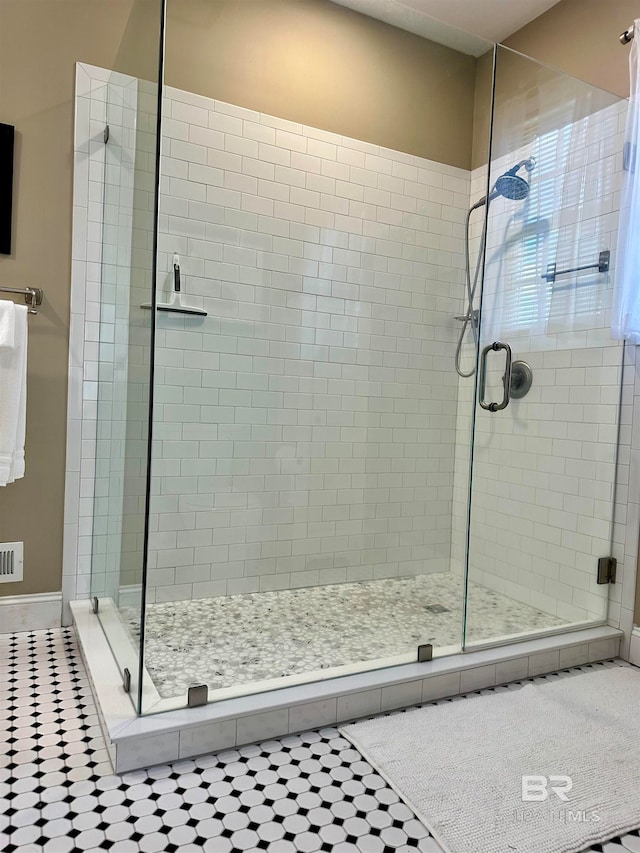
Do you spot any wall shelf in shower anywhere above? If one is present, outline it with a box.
[140,301,207,316]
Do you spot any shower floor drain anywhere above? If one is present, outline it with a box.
[425,604,449,613]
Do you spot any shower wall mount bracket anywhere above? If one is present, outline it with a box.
[417,644,433,663]
[596,556,617,584]
[187,684,209,707]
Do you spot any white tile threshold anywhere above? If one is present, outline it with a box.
[71,599,622,773]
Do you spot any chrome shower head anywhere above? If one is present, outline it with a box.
[469,157,536,212]
[492,158,536,201]
[494,172,530,200]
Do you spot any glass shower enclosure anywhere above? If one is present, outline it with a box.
[464,48,623,646]
[87,3,625,715]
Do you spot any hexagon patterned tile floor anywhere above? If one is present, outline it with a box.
[1,627,637,853]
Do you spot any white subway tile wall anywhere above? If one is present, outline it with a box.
[66,65,638,658]
[145,85,469,602]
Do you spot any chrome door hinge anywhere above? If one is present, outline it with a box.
[597,556,617,584]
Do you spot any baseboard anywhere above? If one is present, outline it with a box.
[630,627,640,666]
[0,592,62,633]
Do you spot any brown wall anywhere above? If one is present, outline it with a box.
[471,49,495,170]
[504,0,637,98]
[0,0,161,598]
[164,0,477,169]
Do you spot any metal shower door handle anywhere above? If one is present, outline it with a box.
[479,341,512,412]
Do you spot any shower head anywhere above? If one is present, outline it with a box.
[493,172,530,200]
[470,157,536,211]
[492,158,536,201]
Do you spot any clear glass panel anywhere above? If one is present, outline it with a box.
[463,46,625,647]
[134,5,495,711]
[90,0,164,711]
[85,5,629,714]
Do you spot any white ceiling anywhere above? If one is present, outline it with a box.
[331,0,563,55]
[393,0,563,43]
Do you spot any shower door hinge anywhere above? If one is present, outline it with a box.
[596,556,617,584]
[417,644,433,663]
[187,684,209,708]
[122,668,131,693]
[91,596,99,614]
[104,124,110,144]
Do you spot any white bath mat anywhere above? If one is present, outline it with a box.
[340,665,640,853]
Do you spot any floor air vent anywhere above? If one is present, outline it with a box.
[0,542,23,583]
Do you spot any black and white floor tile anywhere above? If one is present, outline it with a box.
[1,628,638,853]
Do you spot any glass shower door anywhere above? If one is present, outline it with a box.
[89,0,165,711]
[463,46,625,647]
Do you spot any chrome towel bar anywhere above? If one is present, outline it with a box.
[620,24,635,45]
[0,285,44,314]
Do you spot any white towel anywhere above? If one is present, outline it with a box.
[0,304,28,486]
[0,300,16,349]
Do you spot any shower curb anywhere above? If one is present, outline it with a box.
[71,600,623,773]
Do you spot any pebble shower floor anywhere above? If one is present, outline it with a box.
[121,574,562,699]
[1,628,639,853]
